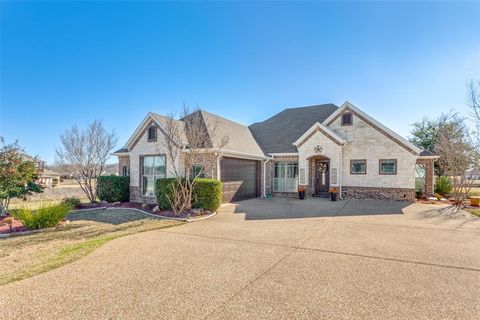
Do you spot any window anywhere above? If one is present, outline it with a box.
[273,162,298,192]
[341,112,353,126]
[350,160,366,174]
[191,164,205,179]
[379,159,397,175]
[122,166,130,177]
[147,126,157,142]
[141,155,166,197]
[415,164,426,193]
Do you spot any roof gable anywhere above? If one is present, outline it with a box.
[293,122,346,147]
[324,102,421,155]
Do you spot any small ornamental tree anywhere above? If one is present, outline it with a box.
[56,120,117,203]
[0,138,42,215]
[160,106,228,216]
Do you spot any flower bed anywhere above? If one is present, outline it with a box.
[77,202,214,219]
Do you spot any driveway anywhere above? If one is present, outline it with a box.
[1,198,480,319]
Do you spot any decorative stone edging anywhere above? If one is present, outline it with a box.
[0,226,58,239]
[71,206,217,222]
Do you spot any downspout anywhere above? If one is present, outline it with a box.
[263,158,271,197]
[216,152,223,180]
[339,144,345,199]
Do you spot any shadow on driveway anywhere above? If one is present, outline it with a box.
[232,197,411,220]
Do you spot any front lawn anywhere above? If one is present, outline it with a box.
[0,209,183,285]
[465,207,480,217]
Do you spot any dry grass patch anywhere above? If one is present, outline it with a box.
[465,207,480,217]
[0,209,183,285]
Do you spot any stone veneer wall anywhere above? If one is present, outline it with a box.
[415,158,435,196]
[342,186,416,201]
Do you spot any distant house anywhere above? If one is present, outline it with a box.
[26,157,61,188]
[113,102,439,203]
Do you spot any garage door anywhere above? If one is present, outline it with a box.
[221,157,260,202]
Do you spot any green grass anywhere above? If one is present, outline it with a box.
[0,209,183,285]
[465,207,480,217]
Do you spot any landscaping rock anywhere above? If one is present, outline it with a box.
[141,203,149,209]
[113,202,121,206]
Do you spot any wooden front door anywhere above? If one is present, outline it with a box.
[315,160,330,194]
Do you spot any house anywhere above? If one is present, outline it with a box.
[113,102,438,203]
[24,156,62,188]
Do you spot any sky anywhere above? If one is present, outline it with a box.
[1,1,479,164]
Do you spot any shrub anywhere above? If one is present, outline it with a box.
[435,176,452,195]
[192,179,222,212]
[11,203,72,230]
[61,197,81,208]
[155,178,222,212]
[97,176,130,202]
[155,178,182,210]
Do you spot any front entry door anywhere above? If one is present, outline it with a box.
[316,160,330,194]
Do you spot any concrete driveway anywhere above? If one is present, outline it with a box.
[1,198,480,319]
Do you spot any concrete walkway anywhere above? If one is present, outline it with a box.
[1,199,480,319]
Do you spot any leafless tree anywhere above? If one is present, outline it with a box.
[466,79,480,123]
[160,106,228,215]
[435,113,479,207]
[466,79,480,155]
[56,120,117,202]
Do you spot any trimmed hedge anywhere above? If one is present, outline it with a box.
[155,178,180,210]
[192,178,222,212]
[97,175,130,202]
[155,178,222,212]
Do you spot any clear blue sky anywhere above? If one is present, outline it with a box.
[1,1,479,164]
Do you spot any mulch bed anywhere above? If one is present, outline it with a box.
[77,202,212,219]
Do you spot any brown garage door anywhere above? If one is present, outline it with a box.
[221,157,260,202]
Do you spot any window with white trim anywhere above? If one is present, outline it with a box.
[141,155,166,197]
[273,161,298,192]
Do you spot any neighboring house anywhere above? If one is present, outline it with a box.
[22,156,62,188]
[113,102,438,203]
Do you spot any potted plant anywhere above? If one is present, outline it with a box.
[298,186,306,200]
[329,187,339,201]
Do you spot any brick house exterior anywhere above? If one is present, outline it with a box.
[113,102,438,204]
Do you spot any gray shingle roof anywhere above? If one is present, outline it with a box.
[200,110,265,157]
[420,149,437,157]
[113,148,129,153]
[248,104,338,154]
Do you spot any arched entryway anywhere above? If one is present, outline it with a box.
[307,155,331,197]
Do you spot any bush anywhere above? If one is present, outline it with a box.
[192,179,222,212]
[435,176,452,195]
[97,176,130,202]
[155,178,222,212]
[61,197,81,208]
[11,203,72,230]
[155,178,181,210]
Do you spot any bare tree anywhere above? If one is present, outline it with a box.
[160,106,228,215]
[435,113,479,207]
[466,79,480,123]
[56,120,117,202]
